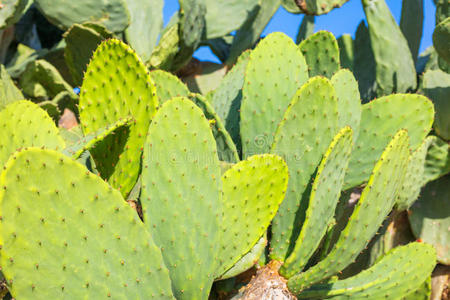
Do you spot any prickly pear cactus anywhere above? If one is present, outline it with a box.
[141,97,222,299]
[409,175,450,265]
[299,31,340,78]
[79,39,158,197]
[240,32,308,157]
[35,0,129,33]
[0,0,30,29]
[0,100,65,167]
[288,130,410,291]
[0,149,174,299]
[295,243,436,298]
[0,65,23,110]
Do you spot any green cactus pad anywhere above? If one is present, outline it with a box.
[0,149,174,299]
[403,276,432,300]
[422,69,450,141]
[190,93,240,163]
[0,0,30,29]
[241,32,308,157]
[0,65,23,110]
[217,154,288,277]
[203,0,259,39]
[19,59,74,100]
[331,69,361,140]
[281,127,353,278]
[141,98,221,299]
[294,243,436,299]
[227,0,280,65]
[362,0,417,96]
[344,94,434,189]
[218,234,267,280]
[270,77,339,261]
[150,70,190,104]
[337,34,354,71]
[62,117,132,159]
[35,0,129,33]
[79,39,158,197]
[294,0,350,15]
[396,136,435,211]
[64,23,113,86]
[433,17,450,63]
[424,136,450,182]
[353,21,377,102]
[149,21,180,71]
[409,175,450,265]
[212,50,251,152]
[288,130,410,292]
[123,0,163,63]
[0,100,65,167]
[299,31,340,78]
[296,15,315,44]
[400,0,424,63]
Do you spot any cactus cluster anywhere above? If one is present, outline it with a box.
[0,0,448,299]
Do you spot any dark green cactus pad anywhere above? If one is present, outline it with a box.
[0,100,65,167]
[217,154,288,277]
[331,69,361,139]
[62,117,132,159]
[270,77,339,261]
[212,50,251,152]
[281,127,353,278]
[79,39,158,197]
[434,17,450,63]
[353,21,377,102]
[409,175,450,265]
[241,32,308,157]
[281,0,302,13]
[436,0,449,25]
[424,136,450,182]
[0,0,30,29]
[400,0,424,63]
[337,34,354,71]
[396,136,435,211]
[141,98,221,299]
[19,59,74,100]
[149,21,180,70]
[0,65,23,110]
[219,234,267,280]
[288,130,410,292]
[150,70,190,104]
[203,0,259,39]
[296,15,315,44]
[299,31,340,78]
[344,94,434,189]
[0,149,174,299]
[227,0,280,65]
[64,23,113,86]
[362,0,417,96]
[190,93,240,163]
[123,0,163,63]
[35,0,129,33]
[295,243,436,299]
[423,69,450,141]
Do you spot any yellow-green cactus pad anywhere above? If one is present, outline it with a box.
[79,39,158,197]
[0,100,65,168]
[216,154,288,277]
[141,98,221,299]
[288,130,410,292]
[270,77,339,261]
[0,149,174,299]
[241,32,309,157]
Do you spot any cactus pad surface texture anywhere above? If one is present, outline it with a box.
[79,39,158,197]
[0,149,174,299]
[0,100,65,168]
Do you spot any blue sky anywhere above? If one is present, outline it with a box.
[163,0,437,63]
